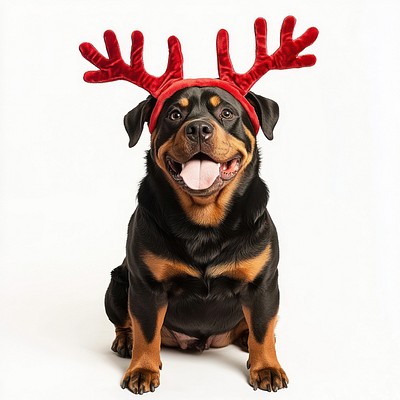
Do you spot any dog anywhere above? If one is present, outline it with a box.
[104,86,288,394]
[79,15,318,395]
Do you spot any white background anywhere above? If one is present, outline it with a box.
[1,0,399,399]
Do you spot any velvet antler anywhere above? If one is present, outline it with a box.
[216,16,319,94]
[79,30,183,97]
[80,17,318,134]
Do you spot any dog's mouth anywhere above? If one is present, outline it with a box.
[166,153,241,196]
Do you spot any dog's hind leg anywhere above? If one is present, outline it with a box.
[231,318,249,352]
[105,260,132,358]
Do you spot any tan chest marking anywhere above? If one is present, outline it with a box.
[206,243,272,282]
[143,241,271,283]
[143,251,201,282]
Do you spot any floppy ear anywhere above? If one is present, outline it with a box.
[124,96,156,147]
[245,91,279,140]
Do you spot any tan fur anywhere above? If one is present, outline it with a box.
[242,307,289,389]
[155,123,256,226]
[178,97,190,107]
[143,251,201,281]
[122,305,167,391]
[209,95,221,107]
[207,243,272,281]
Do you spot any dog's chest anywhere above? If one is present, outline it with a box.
[144,241,271,284]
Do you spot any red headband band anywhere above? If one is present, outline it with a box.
[79,16,319,134]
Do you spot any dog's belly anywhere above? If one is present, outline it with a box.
[161,326,235,351]
[163,277,244,348]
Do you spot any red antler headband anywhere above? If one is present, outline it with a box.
[79,16,319,134]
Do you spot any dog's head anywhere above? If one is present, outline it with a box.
[124,86,278,223]
[80,17,317,224]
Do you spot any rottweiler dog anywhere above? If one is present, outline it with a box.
[104,85,288,394]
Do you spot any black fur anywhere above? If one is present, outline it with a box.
[105,86,281,369]
[124,96,156,147]
[246,91,279,140]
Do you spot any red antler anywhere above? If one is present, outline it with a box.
[217,16,319,94]
[79,30,183,97]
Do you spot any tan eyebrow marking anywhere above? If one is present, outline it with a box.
[209,95,221,107]
[178,97,190,107]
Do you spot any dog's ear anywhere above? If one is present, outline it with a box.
[245,91,279,140]
[124,96,156,147]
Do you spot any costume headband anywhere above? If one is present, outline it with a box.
[79,16,318,134]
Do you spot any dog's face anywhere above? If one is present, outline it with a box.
[155,87,257,198]
[124,86,279,225]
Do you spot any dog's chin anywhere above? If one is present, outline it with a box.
[166,153,242,198]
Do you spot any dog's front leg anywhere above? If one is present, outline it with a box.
[241,283,288,392]
[121,285,167,394]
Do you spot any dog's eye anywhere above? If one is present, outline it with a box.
[220,109,234,120]
[169,110,182,121]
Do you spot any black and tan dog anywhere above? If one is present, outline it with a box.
[104,86,288,394]
[80,16,318,395]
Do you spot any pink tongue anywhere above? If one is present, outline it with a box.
[180,159,220,190]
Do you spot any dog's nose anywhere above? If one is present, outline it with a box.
[185,120,214,141]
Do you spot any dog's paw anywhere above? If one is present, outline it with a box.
[121,369,160,394]
[111,329,132,358]
[249,367,288,392]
